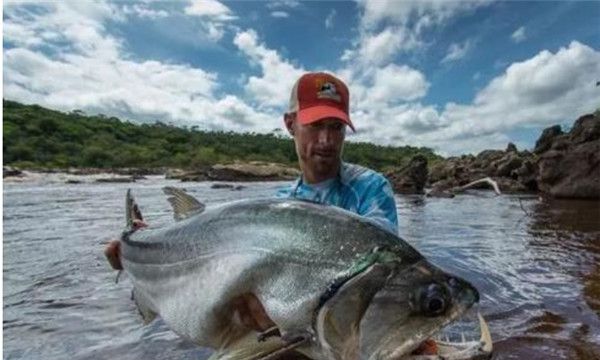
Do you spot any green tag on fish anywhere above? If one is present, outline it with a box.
[345,247,400,278]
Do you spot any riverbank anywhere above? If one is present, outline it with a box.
[385,113,599,199]
[5,113,598,199]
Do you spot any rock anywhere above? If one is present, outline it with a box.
[165,168,190,180]
[386,155,428,194]
[476,149,505,163]
[536,114,599,199]
[495,177,528,193]
[175,162,299,182]
[180,172,210,182]
[3,166,23,178]
[207,162,300,182]
[95,177,135,183]
[66,179,82,184]
[211,183,235,189]
[494,153,523,178]
[427,179,457,198]
[506,142,518,153]
[534,125,563,154]
[569,113,600,144]
[512,159,538,191]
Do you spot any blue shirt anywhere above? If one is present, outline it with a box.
[276,162,398,234]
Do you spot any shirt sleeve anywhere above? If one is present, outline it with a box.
[357,176,399,235]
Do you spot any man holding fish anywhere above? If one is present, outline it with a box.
[104,72,492,359]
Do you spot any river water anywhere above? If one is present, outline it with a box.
[3,175,600,359]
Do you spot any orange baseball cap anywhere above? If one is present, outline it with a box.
[288,72,355,131]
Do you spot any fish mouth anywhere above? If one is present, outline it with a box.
[375,311,493,360]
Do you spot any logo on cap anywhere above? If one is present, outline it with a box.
[316,79,341,102]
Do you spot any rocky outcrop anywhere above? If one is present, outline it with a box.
[536,114,599,199]
[386,155,428,194]
[420,113,599,199]
[426,148,531,195]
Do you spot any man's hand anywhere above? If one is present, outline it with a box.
[104,219,148,270]
[104,240,123,270]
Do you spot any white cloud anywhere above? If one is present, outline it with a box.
[233,29,305,109]
[344,41,600,155]
[360,0,488,31]
[206,22,226,41]
[3,1,280,133]
[121,4,169,19]
[341,27,421,66]
[441,40,472,63]
[427,41,600,153]
[367,64,430,103]
[511,26,526,43]
[325,9,336,29]
[184,0,237,21]
[343,0,489,68]
[3,1,123,59]
[266,0,300,9]
[271,11,289,18]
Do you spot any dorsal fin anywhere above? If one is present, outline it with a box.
[126,189,144,228]
[163,186,205,221]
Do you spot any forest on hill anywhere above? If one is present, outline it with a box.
[3,100,441,171]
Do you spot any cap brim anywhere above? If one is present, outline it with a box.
[297,105,355,132]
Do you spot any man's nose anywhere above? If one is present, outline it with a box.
[317,128,332,144]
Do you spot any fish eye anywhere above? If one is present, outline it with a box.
[420,283,449,317]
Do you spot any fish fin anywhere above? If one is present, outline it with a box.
[316,263,390,359]
[132,288,157,325]
[163,186,205,221]
[125,189,144,228]
[212,333,307,360]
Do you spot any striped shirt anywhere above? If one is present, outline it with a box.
[276,162,398,234]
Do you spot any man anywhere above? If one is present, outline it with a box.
[276,71,398,234]
[105,71,398,269]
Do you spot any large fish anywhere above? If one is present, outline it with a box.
[119,187,492,360]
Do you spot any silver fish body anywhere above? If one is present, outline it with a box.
[120,193,489,360]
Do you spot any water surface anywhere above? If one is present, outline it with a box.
[3,176,599,359]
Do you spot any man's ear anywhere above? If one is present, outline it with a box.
[284,113,295,136]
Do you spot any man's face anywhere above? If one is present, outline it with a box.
[286,114,346,180]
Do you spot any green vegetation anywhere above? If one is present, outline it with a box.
[3,100,441,171]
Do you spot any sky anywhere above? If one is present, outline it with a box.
[3,0,600,155]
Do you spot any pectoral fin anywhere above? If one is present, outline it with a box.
[316,263,391,359]
[210,333,308,360]
[132,288,157,325]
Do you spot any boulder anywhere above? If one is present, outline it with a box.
[386,155,428,194]
[493,152,523,178]
[208,162,300,181]
[506,142,518,153]
[534,125,563,154]
[512,159,538,191]
[536,114,600,199]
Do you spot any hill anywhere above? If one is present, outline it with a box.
[2,100,440,171]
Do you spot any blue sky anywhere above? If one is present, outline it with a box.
[3,0,600,155]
